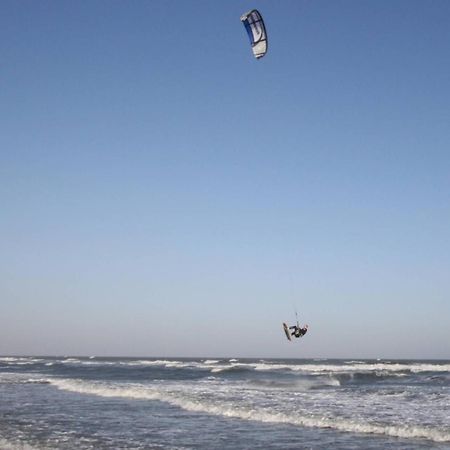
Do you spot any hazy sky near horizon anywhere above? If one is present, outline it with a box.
[1,0,449,359]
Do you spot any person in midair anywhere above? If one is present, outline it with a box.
[289,323,308,338]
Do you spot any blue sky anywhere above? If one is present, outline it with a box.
[1,0,449,358]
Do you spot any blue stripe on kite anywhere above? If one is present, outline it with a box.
[244,21,254,45]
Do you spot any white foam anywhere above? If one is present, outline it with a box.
[322,377,341,387]
[109,359,437,376]
[120,359,195,369]
[209,363,245,373]
[61,358,80,364]
[0,438,46,450]
[209,367,227,373]
[120,359,167,366]
[50,378,450,443]
[232,361,450,374]
[0,357,44,366]
[73,360,116,366]
[0,373,51,385]
[302,362,450,374]
[24,378,50,384]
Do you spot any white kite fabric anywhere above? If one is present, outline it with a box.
[240,9,268,59]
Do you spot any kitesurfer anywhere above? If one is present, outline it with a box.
[289,324,308,338]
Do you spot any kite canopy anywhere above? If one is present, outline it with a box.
[240,9,268,59]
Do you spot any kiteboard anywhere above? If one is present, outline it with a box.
[282,323,291,341]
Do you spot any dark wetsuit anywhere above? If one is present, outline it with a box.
[289,326,307,338]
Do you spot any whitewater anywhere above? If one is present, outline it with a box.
[1,357,449,449]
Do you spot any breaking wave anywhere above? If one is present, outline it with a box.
[3,357,449,375]
[49,378,450,443]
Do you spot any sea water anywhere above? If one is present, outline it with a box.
[0,356,449,449]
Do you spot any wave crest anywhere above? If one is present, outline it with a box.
[49,378,450,443]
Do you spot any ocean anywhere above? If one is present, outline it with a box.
[0,356,449,449]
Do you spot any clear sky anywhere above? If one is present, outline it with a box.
[1,0,449,359]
